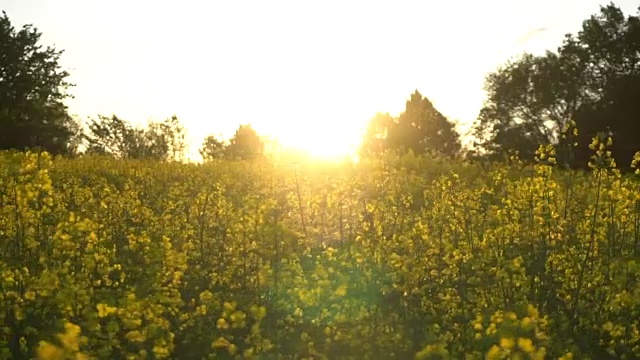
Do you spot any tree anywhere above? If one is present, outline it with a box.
[199,134,226,161]
[64,116,85,157]
[225,124,264,160]
[83,114,187,161]
[472,3,640,170]
[83,114,143,158]
[360,90,461,158]
[359,112,393,159]
[144,115,188,161]
[471,53,567,160]
[572,73,640,169]
[0,11,76,155]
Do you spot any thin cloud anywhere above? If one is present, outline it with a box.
[515,27,550,45]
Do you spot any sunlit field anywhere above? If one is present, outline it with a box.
[2,136,640,359]
[4,0,640,358]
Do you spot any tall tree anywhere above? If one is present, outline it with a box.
[0,11,76,155]
[472,3,640,169]
[225,124,264,160]
[199,134,226,161]
[360,91,461,158]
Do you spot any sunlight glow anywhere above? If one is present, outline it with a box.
[4,0,638,163]
[262,113,368,160]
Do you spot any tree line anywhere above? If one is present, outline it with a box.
[0,9,266,163]
[1,3,639,169]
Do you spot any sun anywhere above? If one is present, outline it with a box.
[185,119,365,163]
[268,123,364,161]
[184,100,373,163]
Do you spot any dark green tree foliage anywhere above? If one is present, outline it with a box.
[199,134,226,161]
[473,3,640,170]
[0,11,76,155]
[360,91,461,158]
[391,90,461,157]
[83,114,186,161]
[225,124,264,160]
[472,54,565,161]
[572,74,640,169]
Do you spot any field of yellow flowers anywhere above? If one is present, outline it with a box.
[1,136,639,359]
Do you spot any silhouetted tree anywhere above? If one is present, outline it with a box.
[472,3,640,170]
[83,115,143,158]
[65,116,85,157]
[83,114,187,160]
[145,115,188,161]
[359,112,393,159]
[360,91,461,158]
[225,124,264,160]
[0,11,77,155]
[572,73,640,169]
[199,135,226,161]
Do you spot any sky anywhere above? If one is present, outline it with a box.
[2,0,639,159]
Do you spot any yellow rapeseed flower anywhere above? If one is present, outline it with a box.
[212,336,231,349]
[500,337,515,350]
[217,318,229,329]
[36,341,63,360]
[96,303,117,318]
[486,345,502,360]
[125,330,146,342]
[334,284,348,297]
[517,337,535,353]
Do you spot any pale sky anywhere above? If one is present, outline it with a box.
[2,0,639,159]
